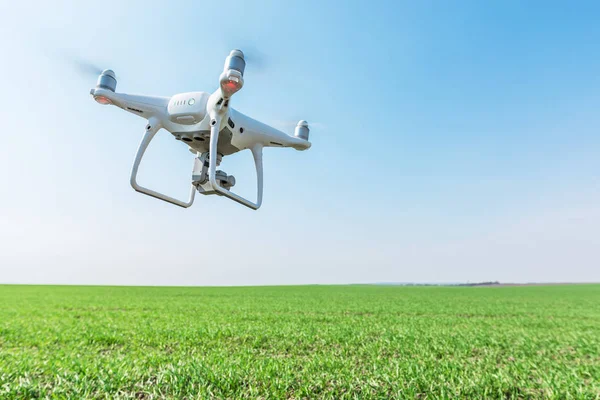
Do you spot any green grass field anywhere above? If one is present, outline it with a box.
[0,285,599,399]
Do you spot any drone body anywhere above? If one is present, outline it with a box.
[89,50,311,210]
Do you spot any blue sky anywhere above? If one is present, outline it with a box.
[1,0,599,285]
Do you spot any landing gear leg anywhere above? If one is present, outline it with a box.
[130,120,196,208]
[205,116,263,209]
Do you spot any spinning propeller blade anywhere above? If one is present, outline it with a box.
[225,42,267,72]
[272,120,324,131]
[57,51,116,80]
[241,46,266,71]
[72,58,104,77]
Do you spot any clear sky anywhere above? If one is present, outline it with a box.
[1,0,599,285]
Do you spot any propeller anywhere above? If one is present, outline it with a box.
[72,57,104,77]
[239,45,266,72]
[271,120,326,136]
[56,50,116,80]
[223,41,268,73]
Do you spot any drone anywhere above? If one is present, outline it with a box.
[89,50,311,210]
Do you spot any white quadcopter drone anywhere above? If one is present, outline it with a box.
[89,50,311,210]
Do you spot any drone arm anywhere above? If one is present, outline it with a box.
[129,119,196,208]
[208,116,263,210]
[90,88,170,120]
[228,109,311,151]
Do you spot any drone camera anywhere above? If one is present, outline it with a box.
[294,120,310,141]
[215,170,236,190]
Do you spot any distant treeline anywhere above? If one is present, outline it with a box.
[375,281,501,287]
[453,281,500,287]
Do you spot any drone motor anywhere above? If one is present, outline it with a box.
[220,50,245,98]
[92,69,117,105]
[294,120,310,141]
[224,49,246,75]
